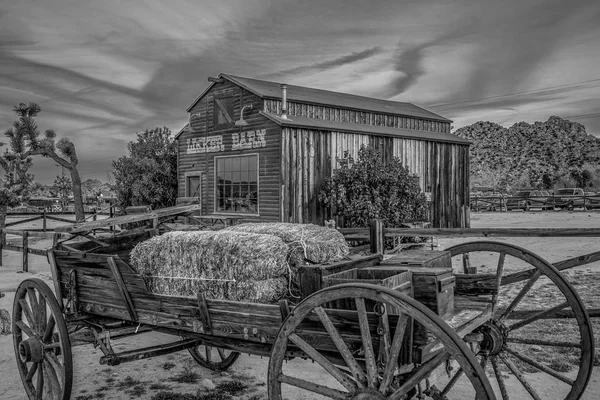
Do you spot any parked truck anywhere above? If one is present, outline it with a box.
[553,188,585,210]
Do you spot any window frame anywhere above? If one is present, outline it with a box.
[214,153,259,215]
[213,95,235,128]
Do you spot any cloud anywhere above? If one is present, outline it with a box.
[258,47,384,79]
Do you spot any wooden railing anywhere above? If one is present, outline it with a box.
[0,229,73,272]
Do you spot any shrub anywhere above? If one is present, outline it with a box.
[319,146,428,228]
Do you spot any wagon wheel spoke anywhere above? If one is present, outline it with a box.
[26,361,39,382]
[505,337,582,348]
[441,366,464,396]
[499,352,543,400]
[16,320,37,339]
[205,346,212,363]
[36,364,44,399]
[507,301,570,331]
[19,299,36,331]
[43,358,63,398]
[490,356,509,400]
[45,351,65,385]
[491,253,506,311]
[389,350,449,400]
[497,270,542,324]
[354,297,378,388]
[288,333,357,392]
[277,374,347,400]
[313,306,366,387]
[43,315,56,342]
[216,348,227,361]
[379,313,409,393]
[37,295,47,337]
[504,346,574,385]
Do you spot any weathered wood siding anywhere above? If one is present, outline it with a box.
[281,128,469,228]
[178,81,281,221]
[265,100,451,133]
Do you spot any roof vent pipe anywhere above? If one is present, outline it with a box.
[280,84,288,119]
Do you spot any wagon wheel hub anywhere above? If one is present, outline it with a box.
[351,388,386,400]
[477,323,505,356]
[18,337,44,363]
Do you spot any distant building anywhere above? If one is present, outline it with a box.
[175,73,470,227]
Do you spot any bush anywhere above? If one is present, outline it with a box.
[318,146,428,228]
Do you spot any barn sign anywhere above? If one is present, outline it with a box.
[232,129,266,150]
[186,129,267,154]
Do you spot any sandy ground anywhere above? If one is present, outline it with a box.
[1,211,600,399]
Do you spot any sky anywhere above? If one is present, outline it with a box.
[1,0,600,184]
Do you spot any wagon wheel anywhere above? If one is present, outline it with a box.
[187,344,240,371]
[447,241,594,400]
[268,283,496,399]
[13,278,73,400]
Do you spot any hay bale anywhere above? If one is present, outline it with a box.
[225,223,349,264]
[130,231,292,303]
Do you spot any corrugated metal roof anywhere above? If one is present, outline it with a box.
[186,73,451,123]
[260,112,469,145]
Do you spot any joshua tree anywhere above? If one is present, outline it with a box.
[11,102,85,221]
[1,123,34,230]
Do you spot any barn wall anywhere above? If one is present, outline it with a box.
[265,99,451,133]
[281,128,469,227]
[178,81,282,221]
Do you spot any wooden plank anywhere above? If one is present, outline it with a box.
[107,257,139,322]
[22,231,28,272]
[197,292,213,334]
[55,204,202,233]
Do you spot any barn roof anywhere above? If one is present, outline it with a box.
[186,73,451,123]
[260,112,469,145]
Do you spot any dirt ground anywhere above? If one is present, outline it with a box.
[1,211,600,399]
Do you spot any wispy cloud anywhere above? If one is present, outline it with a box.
[258,47,384,79]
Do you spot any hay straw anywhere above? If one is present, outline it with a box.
[130,231,291,303]
[225,223,349,264]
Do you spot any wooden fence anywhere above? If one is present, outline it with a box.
[470,194,600,211]
[0,229,73,272]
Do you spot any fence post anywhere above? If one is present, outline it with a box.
[22,231,29,273]
[0,229,3,267]
[370,219,384,255]
[110,206,114,232]
[53,233,60,248]
[43,209,47,232]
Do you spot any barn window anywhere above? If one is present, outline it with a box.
[214,96,234,127]
[215,154,258,214]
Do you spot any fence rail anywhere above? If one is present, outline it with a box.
[470,194,600,211]
[0,229,73,271]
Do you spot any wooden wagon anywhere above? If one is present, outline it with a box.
[11,215,595,400]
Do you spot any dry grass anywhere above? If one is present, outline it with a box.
[130,231,291,303]
[225,222,349,264]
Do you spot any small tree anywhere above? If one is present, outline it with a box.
[319,146,428,228]
[112,127,177,210]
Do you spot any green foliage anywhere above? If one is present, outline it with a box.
[455,116,600,191]
[318,146,428,227]
[112,127,177,210]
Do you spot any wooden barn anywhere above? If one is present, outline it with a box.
[175,73,470,228]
